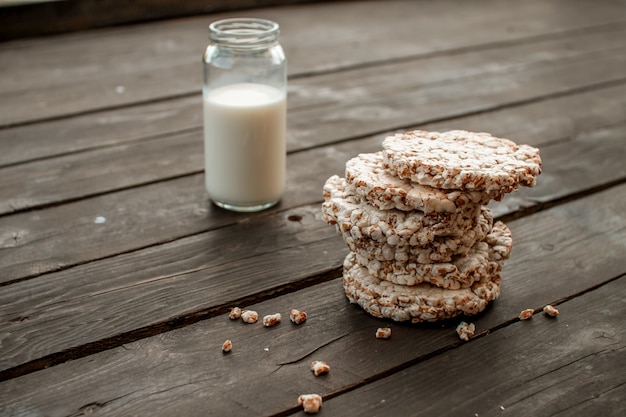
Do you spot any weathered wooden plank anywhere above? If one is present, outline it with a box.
[2,39,626,214]
[0,129,204,213]
[0,205,344,373]
[1,86,625,282]
[3,22,626,167]
[320,277,626,417]
[0,96,203,167]
[0,172,624,380]
[1,0,626,126]
[288,45,626,150]
[287,22,626,111]
[0,187,624,415]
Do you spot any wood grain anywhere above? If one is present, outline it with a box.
[1,0,625,126]
[0,186,624,414]
[320,276,626,417]
[2,36,626,214]
[3,22,626,167]
[1,84,625,282]
[1,86,625,289]
[2,1,625,414]
[1,180,624,378]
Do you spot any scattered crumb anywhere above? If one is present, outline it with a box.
[229,307,242,320]
[94,216,106,224]
[456,321,476,341]
[241,310,259,324]
[375,327,392,339]
[500,405,506,411]
[222,339,232,353]
[298,394,322,414]
[262,313,282,327]
[518,308,534,320]
[543,304,559,317]
[290,309,308,324]
[310,361,330,376]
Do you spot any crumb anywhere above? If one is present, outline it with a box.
[518,308,534,320]
[262,313,282,327]
[543,304,559,317]
[222,339,232,353]
[229,307,242,320]
[241,310,258,324]
[456,321,475,341]
[310,360,330,376]
[375,327,392,339]
[298,394,322,414]
[290,309,308,324]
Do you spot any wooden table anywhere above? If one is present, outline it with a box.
[1,0,625,415]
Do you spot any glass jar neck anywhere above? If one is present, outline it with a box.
[209,18,280,50]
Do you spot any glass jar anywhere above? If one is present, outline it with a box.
[202,18,287,212]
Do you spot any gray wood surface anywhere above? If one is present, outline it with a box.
[0,0,625,416]
[1,186,624,414]
[321,276,626,417]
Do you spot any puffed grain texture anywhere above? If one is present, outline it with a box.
[382,130,541,198]
[342,254,502,323]
[345,152,493,212]
[355,221,511,289]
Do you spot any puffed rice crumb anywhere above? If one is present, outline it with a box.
[241,310,259,324]
[290,309,308,324]
[298,394,322,414]
[310,360,330,376]
[222,339,232,353]
[229,307,242,320]
[543,304,559,317]
[376,327,392,339]
[519,308,534,320]
[456,321,476,341]
[263,313,282,327]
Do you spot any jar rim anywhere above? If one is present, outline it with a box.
[209,18,280,49]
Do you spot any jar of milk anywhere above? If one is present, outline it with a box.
[202,18,287,212]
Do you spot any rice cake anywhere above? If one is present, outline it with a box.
[354,221,512,289]
[345,152,492,213]
[346,207,492,264]
[342,253,502,323]
[382,130,541,199]
[322,175,484,247]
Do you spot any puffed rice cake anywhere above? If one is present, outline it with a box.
[345,152,492,213]
[325,187,494,264]
[336,208,494,264]
[382,130,541,199]
[354,221,512,289]
[342,253,502,323]
[322,175,485,247]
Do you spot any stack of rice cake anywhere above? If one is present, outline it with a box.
[322,130,542,323]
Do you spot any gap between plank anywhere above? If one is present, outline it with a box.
[0,126,202,170]
[2,20,625,131]
[287,76,626,156]
[286,20,626,80]
[269,272,626,417]
[2,75,626,219]
[2,171,625,290]
[0,266,343,383]
[0,189,624,383]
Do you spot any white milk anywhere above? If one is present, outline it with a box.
[203,83,286,211]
